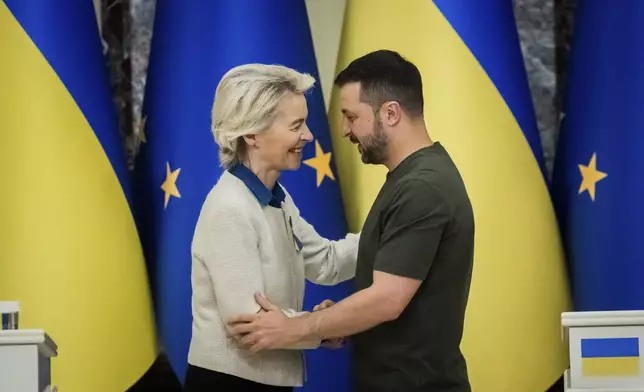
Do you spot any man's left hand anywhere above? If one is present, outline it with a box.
[227,292,303,353]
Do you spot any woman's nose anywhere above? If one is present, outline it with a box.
[301,125,314,142]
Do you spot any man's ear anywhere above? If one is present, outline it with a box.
[381,101,402,127]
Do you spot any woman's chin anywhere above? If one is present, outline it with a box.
[284,154,303,170]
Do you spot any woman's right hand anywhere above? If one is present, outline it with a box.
[313,299,345,349]
[313,299,335,312]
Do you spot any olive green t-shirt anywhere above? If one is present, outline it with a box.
[353,142,475,392]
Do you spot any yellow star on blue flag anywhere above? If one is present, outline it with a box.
[304,140,335,187]
[161,162,181,208]
[578,152,607,201]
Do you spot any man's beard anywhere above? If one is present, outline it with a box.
[358,117,388,164]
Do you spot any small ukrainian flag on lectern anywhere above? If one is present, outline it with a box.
[581,337,640,376]
[562,311,644,390]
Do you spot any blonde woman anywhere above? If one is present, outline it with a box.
[184,64,359,392]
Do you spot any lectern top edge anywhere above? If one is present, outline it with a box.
[0,329,58,358]
[562,310,644,327]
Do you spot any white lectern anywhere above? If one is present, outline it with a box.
[562,310,644,392]
[0,329,58,392]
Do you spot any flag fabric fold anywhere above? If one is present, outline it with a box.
[135,1,353,389]
[328,0,571,390]
[0,1,157,391]
[552,1,644,312]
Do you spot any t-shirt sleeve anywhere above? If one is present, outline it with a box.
[374,179,451,281]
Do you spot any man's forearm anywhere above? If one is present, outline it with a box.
[296,287,393,341]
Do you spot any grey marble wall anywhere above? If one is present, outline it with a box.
[515,0,557,175]
[130,0,156,162]
[514,0,576,177]
[99,0,133,164]
[100,0,154,169]
[104,0,575,177]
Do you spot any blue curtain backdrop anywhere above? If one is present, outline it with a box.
[552,0,644,311]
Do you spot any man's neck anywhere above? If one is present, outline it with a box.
[384,124,433,171]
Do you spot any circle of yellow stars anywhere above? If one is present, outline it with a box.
[578,152,607,201]
[160,139,335,209]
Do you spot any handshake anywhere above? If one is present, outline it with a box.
[313,299,344,349]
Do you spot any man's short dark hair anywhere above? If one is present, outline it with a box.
[334,49,424,118]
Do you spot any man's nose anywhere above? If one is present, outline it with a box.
[343,122,351,138]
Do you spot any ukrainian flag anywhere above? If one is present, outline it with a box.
[581,337,640,376]
[135,1,353,389]
[330,0,570,390]
[0,1,157,391]
[551,1,644,312]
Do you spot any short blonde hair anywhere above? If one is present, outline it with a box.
[211,63,316,168]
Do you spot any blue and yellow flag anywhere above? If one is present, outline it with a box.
[135,1,353,388]
[581,337,640,376]
[0,1,157,391]
[552,1,644,312]
[329,0,571,390]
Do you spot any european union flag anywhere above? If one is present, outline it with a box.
[551,1,644,311]
[134,1,353,389]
